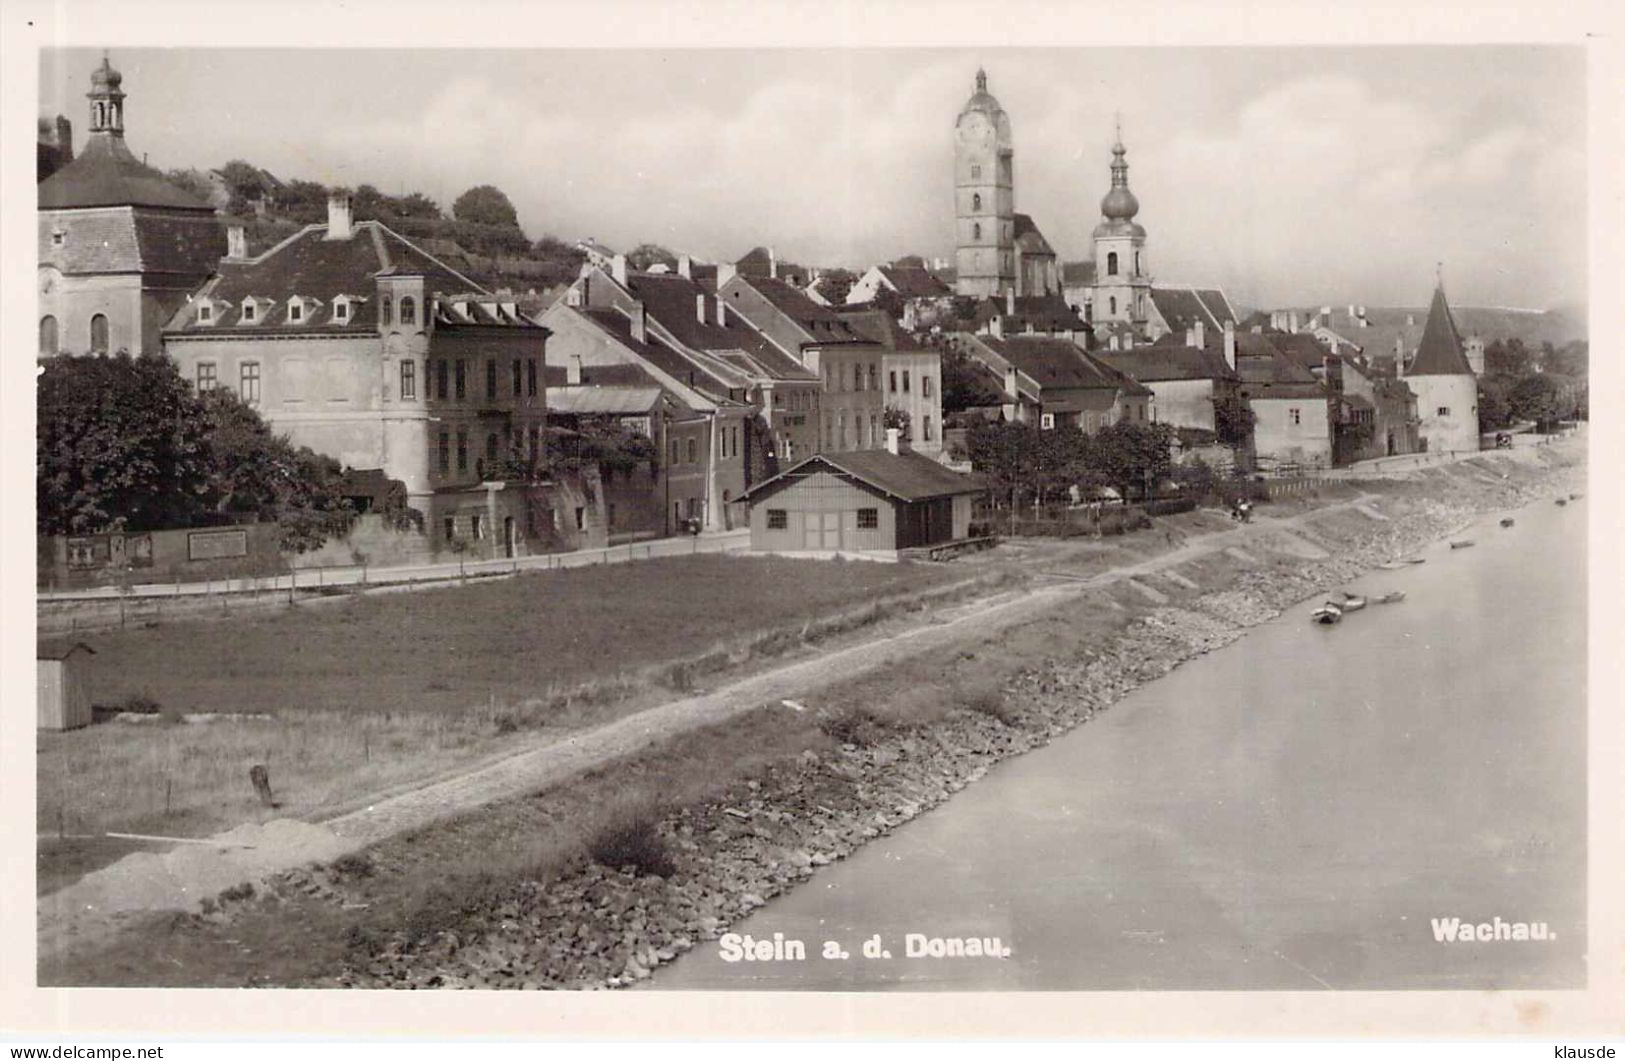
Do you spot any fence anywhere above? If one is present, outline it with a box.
[38,531,751,634]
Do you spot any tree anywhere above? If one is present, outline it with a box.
[546,417,658,476]
[278,178,331,223]
[1508,372,1564,428]
[1477,376,1514,432]
[966,419,1039,529]
[625,243,678,272]
[940,346,1005,414]
[813,268,856,306]
[164,167,215,204]
[1214,393,1255,450]
[1544,340,1588,379]
[216,159,272,213]
[883,405,912,439]
[1089,420,1176,499]
[870,285,907,321]
[1484,338,1531,378]
[452,184,520,228]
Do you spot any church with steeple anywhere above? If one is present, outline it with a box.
[37,54,225,359]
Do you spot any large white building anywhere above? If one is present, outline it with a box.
[1400,282,1480,455]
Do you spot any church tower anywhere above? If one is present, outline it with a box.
[1090,125,1152,331]
[954,69,1015,299]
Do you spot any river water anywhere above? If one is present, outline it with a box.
[655,491,1588,990]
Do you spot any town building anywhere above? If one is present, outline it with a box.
[845,260,954,307]
[162,195,550,558]
[838,308,945,456]
[952,330,1153,431]
[717,273,886,453]
[1233,339,1334,470]
[741,436,981,558]
[733,246,811,288]
[1399,282,1480,455]
[1324,354,1421,463]
[38,56,226,358]
[1096,320,1244,437]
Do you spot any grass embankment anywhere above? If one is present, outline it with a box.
[37,554,972,877]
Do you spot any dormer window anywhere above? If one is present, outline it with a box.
[51,230,65,248]
[333,297,351,323]
[198,303,213,325]
[242,300,258,324]
[289,300,304,324]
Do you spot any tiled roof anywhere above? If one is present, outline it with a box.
[983,336,1152,397]
[1012,213,1055,256]
[546,385,666,416]
[39,134,214,211]
[949,293,1088,334]
[736,276,868,341]
[1150,287,1237,334]
[744,449,982,504]
[40,206,225,278]
[166,221,497,334]
[736,247,810,286]
[1098,341,1238,383]
[1241,380,1328,401]
[1407,285,1475,376]
[837,308,925,351]
[575,307,740,410]
[1269,332,1335,373]
[624,272,818,384]
[540,362,655,388]
[877,264,952,299]
[1061,260,1097,286]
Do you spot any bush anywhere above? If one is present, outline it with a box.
[587,810,676,878]
[1144,497,1197,517]
[960,684,1018,725]
[818,706,892,747]
[119,693,162,715]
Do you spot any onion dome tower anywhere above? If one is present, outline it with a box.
[1090,120,1151,331]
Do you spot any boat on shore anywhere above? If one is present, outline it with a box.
[1378,558,1426,570]
[1311,602,1344,625]
[1500,518,1515,528]
[1375,591,1406,605]
[1570,492,1583,501]
[1338,592,1368,611]
[1555,498,1567,507]
[1450,540,1475,549]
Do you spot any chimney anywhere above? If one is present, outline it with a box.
[1347,304,1355,318]
[717,262,737,288]
[1395,337,1405,378]
[1287,310,1299,334]
[324,193,353,241]
[629,301,647,344]
[1003,365,1019,399]
[226,223,247,261]
[695,293,706,325]
[768,247,778,279]
[1223,319,1236,371]
[885,427,902,455]
[678,254,692,280]
[568,354,583,386]
[1124,333,1134,350]
[989,314,1003,339]
[1005,289,1016,317]
[1194,319,1205,349]
[716,298,728,327]
[1185,325,1196,348]
[611,254,628,286]
[55,115,74,164]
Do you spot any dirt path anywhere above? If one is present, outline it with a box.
[36,494,1381,960]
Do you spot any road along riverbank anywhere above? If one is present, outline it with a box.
[39,440,1585,988]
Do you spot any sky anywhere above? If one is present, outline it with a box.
[38,45,1587,311]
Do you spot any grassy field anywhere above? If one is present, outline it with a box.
[37,553,966,866]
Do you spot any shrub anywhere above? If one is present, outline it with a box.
[218,881,256,903]
[960,684,1018,725]
[587,809,676,878]
[119,693,162,715]
[1144,497,1197,517]
[818,706,892,747]
[332,853,376,881]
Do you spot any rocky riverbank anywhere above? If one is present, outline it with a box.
[321,444,1583,990]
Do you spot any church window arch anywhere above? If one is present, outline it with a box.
[399,295,417,326]
[1109,296,1118,315]
[1134,251,1141,274]
[40,316,58,356]
[1107,252,1119,277]
[972,193,982,211]
[382,293,393,323]
[89,314,109,354]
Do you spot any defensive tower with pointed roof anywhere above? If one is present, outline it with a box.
[954,69,1016,299]
[37,54,225,358]
[1401,276,1480,454]
[1089,121,1152,333]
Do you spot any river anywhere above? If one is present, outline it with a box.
[654,490,1588,990]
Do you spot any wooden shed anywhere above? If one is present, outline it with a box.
[37,641,96,731]
[742,447,982,557]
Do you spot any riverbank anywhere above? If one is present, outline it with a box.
[39,440,1585,988]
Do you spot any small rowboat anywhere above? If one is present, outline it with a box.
[1338,592,1368,611]
[1500,518,1515,528]
[1311,602,1344,625]
[1569,492,1583,501]
[1555,498,1567,507]
[1375,591,1406,605]
[1450,540,1475,549]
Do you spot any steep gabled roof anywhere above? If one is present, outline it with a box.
[733,275,869,343]
[39,134,214,211]
[1407,285,1475,376]
[1098,341,1239,383]
[1012,213,1056,257]
[982,336,1152,397]
[742,449,982,504]
[877,263,952,299]
[1150,286,1237,335]
[837,308,926,351]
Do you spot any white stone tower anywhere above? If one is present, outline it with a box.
[954,68,1015,299]
[1090,122,1152,330]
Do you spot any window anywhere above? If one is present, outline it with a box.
[334,299,350,323]
[868,365,878,391]
[973,222,982,240]
[39,316,58,355]
[400,359,416,400]
[1437,406,1450,417]
[89,313,109,354]
[242,301,258,324]
[923,415,933,441]
[903,371,911,394]
[889,370,897,394]
[51,230,65,247]
[400,296,417,326]
[1289,408,1302,426]
[1107,252,1119,276]
[444,516,456,541]
[767,509,788,530]
[1040,412,1055,430]
[198,304,213,324]
[669,439,679,466]
[674,501,683,525]
[486,359,497,401]
[512,359,522,398]
[687,437,697,463]
[456,429,468,472]
[838,410,847,447]
[289,300,304,323]
[196,362,218,392]
[871,414,879,446]
[1109,296,1117,315]
[527,358,538,397]
[455,359,466,399]
[857,508,879,530]
[972,193,982,211]
[438,430,450,473]
[240,362,261,405]
[922,375,933,398]
[433,359,446,400]
[971,164,982,179]
[1134,251,1141,274]
[486,433,499,463]
[471,513,483,539]
[528,426,540,460]
[382,293,392,322]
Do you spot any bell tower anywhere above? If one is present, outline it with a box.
[87,53,126,137]
[1090,120,1151,332]
[954,69,1016,300]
